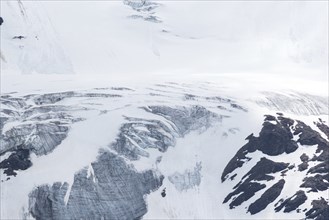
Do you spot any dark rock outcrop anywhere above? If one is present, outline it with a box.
[275,190,307,213]
[0,149,32,176]
[298,162,309,171]
[223,158,288,209]
[300,175,329,192]
[222,115,295,182]
[305,198,329,220]
[222,114,329,219]
[248,179,285,214]
[315,119,329,139]
[224,182,266,209]
[240,158,289,183]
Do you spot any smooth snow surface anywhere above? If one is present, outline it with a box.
[1,0,328,79]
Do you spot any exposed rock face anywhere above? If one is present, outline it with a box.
[248,179,285,214]
[224,182,266,209]
[298,153,309,171]
[222,114,329,218]
[275,190,307,213]
[223,158,288,209]
[305,198,329,220]
[28,151,164,220]
[295,121,329,195]
[168,162,202,191]
[0,149,32,176]
[222,115,297,182]
[315,119,329,139]
[300,175,329,192]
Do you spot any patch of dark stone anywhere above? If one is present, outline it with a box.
[293,121,328,147]
[308,162,329,175]
[223,182,266,209]
[0,17,3,25]
[264,115,276,121]
[223,158,288,209]
[0,148,32,177]
[305,198,329,220]
[229,173,237,181]
[300,153,309,162]
[292,120,329,193]
[275,190,307,213]
[248,179,285,214]
[237,158,289,185]
[293,120,329,191]
[298,153,309,171]
[315,119,329,139]
[161,188,166,197]
[300,174,329,192]
[298,162,309,171]
[222,114,296,182]
[13,36,26,39]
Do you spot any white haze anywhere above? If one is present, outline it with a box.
[0,0,328,80]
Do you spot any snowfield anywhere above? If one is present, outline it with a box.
[0,0,328,219]
[1,0,328,78]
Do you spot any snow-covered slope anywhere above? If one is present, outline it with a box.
[0,74,328,219]
[0,1,73,74]
[1,0,328,78]
[1,0,328,219]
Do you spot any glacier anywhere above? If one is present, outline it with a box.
[0,0,328,219]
